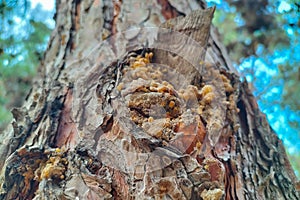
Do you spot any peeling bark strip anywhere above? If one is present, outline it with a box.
[0,0,299,200]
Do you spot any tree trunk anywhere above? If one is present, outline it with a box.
[0,0,299,199]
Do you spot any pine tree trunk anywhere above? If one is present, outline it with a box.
[0,0,299,199]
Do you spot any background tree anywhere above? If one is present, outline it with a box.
[0,0,299,199]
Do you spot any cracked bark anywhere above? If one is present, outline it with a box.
[0,0,299,199]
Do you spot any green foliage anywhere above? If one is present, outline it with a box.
[0,0,54,130]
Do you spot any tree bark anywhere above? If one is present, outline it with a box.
[0,0,299,199]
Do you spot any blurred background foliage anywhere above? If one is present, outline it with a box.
[0,0,299,178]
[0,0,54,130]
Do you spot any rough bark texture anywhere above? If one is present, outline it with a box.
[0,0,299,199]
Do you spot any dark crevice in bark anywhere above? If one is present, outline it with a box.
[237,99,249,139]
[103,1,114,30]
[67,0,78,52]
[52,0,80,83]
[224,128,240,200]
[53,3,76,81]
[91,115,114,150]
[74,0,81,31]
[48,96,65,147]
[157,0,185,19]
[104,0,122,54]
[100,115,114,134]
